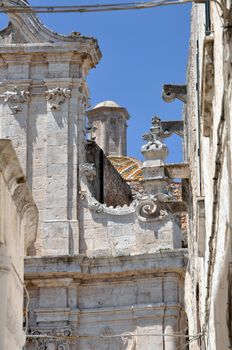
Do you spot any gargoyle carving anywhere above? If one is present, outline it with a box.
[162,84,187,103]
[45,87,71,111]
[4,86,31,114]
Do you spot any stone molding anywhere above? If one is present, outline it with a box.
[24,249,188,280]
[1,0,101,66]
[0,139,38,250]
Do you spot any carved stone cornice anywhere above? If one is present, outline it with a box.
[0,1,102,66]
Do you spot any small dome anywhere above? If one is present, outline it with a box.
[93,100,121,109]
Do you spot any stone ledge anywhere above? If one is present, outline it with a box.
[25,249,188,281]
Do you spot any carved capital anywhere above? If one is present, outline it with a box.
[45,87,71,111]
[4,86,31,114]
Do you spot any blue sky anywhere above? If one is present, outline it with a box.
[1,1,191,162]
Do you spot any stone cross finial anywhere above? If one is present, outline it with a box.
[141,116,168,162]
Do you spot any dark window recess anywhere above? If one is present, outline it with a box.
[205,0,211,36]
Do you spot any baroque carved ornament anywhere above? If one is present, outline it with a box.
[27,328,72,350]
[3,86,31,114]
[45,87,71,111]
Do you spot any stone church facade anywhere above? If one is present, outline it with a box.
[1,0,232,350]
[0,1,188,350]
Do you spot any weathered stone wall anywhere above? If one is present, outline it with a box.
[85,141,132,206]
[0,140,37,350]
[184,3,232,349]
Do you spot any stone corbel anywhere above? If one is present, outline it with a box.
[162,84,187,103]
[3,86,31,114]
[45,87,71,111]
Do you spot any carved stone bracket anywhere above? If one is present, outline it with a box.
[45,87,71,111]
[3,86,31,114]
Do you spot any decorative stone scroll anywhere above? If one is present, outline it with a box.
[135,194,170,222]
[45,87,71,111]
[3,86,31,114]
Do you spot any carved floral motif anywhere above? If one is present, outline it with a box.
[4,86,31,114]
[45,87,71,111]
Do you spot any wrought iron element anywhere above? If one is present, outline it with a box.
[4,86,31,114]
[45,87,71,111]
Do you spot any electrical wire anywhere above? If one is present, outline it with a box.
[0,0,195,14]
